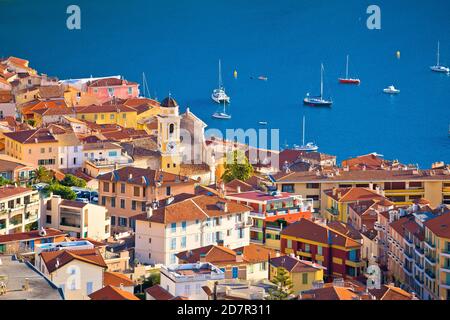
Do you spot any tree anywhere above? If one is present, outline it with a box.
[33,166,53,184]
[60,174,86,188]
[221,150,254,183]
[268,267,294,300]
[45,183,77,200]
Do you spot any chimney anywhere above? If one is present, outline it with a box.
[217,240,224,247]
[236,186,241,194]
[236,251,243,263]
[199,253,207,262]
[216,201,228,212]
[332,188,337,196]
[146,206,153,218]
[128,173,133,180]
[166,196,174,205]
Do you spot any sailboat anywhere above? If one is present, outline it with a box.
[303,64,333,106]
[294,116,318,152]
[338,55,361,84]
[211,59,231,103]
[430,41,450,73]
[212,100,231,119]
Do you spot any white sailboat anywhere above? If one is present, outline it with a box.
[304,64,333,106]
[211,59,230,103]
[294,116,318,152]
[212,100,231,119]
[430,41,450,73]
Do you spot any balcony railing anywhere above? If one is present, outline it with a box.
[424,269,436,280]
[326,207,339,216]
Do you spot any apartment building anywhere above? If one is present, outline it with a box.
[97,166,196,232]
[225,190,314,249]
[0,228,66,255]
[43,195,111,240]
[3,128,59,169]
[280,218,364,279]
[134,194,252,266]
[0,186,40,235]
[82,142,134,177]
[272,167,450,210]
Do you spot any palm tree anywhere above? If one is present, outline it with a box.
[32,166,53,184]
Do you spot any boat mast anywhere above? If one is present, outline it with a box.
[346,55,349,79]
[437,41,440,66]
[302,116,306,146]
[320,64,324,98]
[218,59,223,89]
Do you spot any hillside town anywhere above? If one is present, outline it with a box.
[1,56,450,301]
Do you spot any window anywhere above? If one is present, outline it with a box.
[148,238,151,244]
[306,183,320,189]
[111,198,116,208]
[110,114,114,120]
[119,217,127,227]
[169,123,175,134]
[281,184,295,193]
[317,246,323,255]
[73,157,77,165]
[132,201,137,210]
[101,197,106,206]
[302,273,308,285]
[28,149,31,155]
[111,216,116,226]
[101,114,105,120]
[181,236,186,248]
[170,238,176,250]
[108,151,118,157]
[305,244,310,253]
[103,182,109,192]
[86,282,93,295]
[171,223,176,233]
[181,221,187,232]
[121,183,126,193]
[46,215,52,224]
[287,239,292,249]
[40,148,45,154]
[232,267,238,279]
[122,113,126,119]
[166,186,171,196]
[170,254,176,264]
[238,228,244,239]
[108,88,114,96]
[128,87,133,95]
[134,186,140,197]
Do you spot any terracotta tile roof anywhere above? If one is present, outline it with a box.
[135,194,251,224]
[6,56,29,67]
[281,218,361,249]
[270,255,326,273]
[0,185,34,200]
[274,168,450,182]
[424,212,450,239]
[87,77,138,88]
[83,141,121,151]
[101,129,149,142]
[301,286,359,300]
[21,99,67,115]
[368,285,414,300]
[176,244,275,265]
[224,179,255,193]
[40,248,107,273]
[3,128,57,144]
[324,187,386,202]
[0,228,65,244]
[75,104,136,114]
[327,221,363,240]
[89,285,139,300]
[179,163,211,176]
[390,216,425,241]
[0,90,13,103]
[33,106,74,116]
[342,153,391,170]
[103,271,134,287]
[0,158,27,172]
[145,285,174,300]
[97,166,195,187]
[123,97,160,108]
[38,85,65,99]
[60,199,89,208]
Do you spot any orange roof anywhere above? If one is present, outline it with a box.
[6,56,29,67]
[40,248,107,273]
[89,285,139,300]
[145,285,174,300]
[103,271,134,287]
[324,187,386,203]
[21,99,67,115]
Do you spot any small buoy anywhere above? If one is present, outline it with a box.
[396,51,401,59]
[233,70,238,79]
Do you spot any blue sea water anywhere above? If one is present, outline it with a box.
[0,0,449,167]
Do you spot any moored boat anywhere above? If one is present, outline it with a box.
[430,41,450,73]
[338,55,361,84]
[211,59,230,103]
[383,85,400,94]
[304,64,333,106]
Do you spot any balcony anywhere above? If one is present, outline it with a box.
[265,225,283,232]
[440,281,450,289]
[345,260,365,268]
[441,265,450,273]
[249,211,265,219]
[250,226,263,233]
[403,265,413,276]
[326,207,339,216]
[384,188,424,196]
[0,222,6,230]
[424,269,436,280]
[404,237,414,247]
[440,250,450,259]
[414,246,425,257]
[296,250,312,258]
[424,254,436,266]
[424,240,436,250]
[414,261,424,272]
[374,222,384,232]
